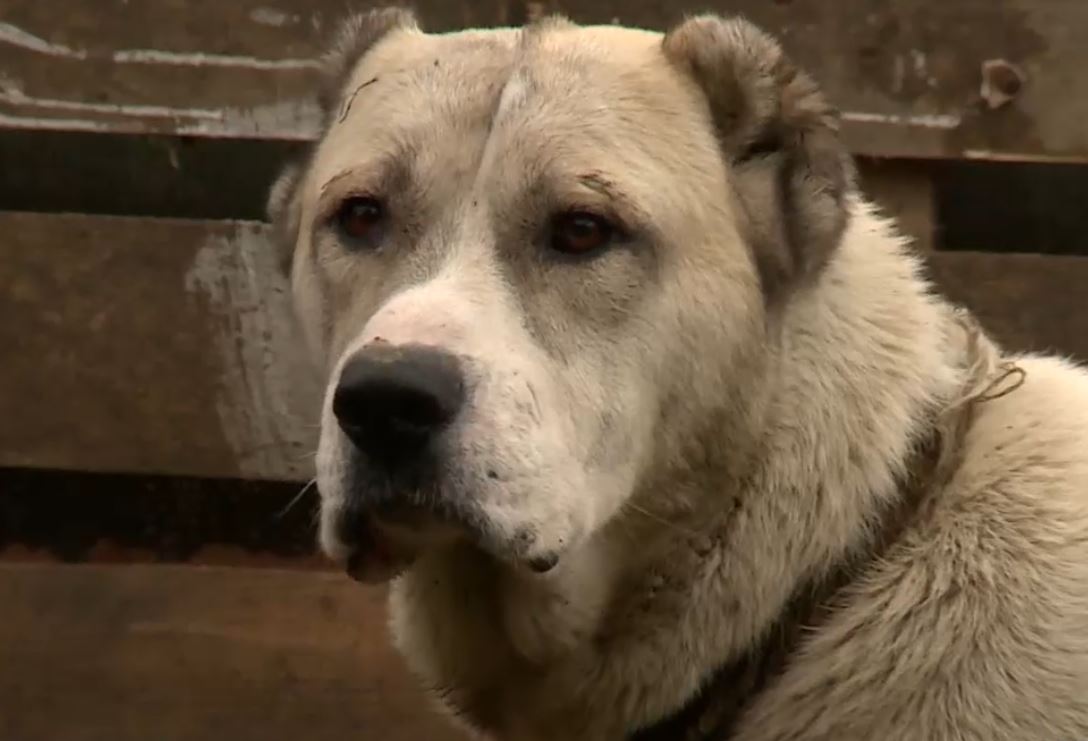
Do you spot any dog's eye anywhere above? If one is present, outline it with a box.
[335,196,385,245]
[550,211,614,255]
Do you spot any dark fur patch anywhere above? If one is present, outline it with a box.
[662,15,856,301]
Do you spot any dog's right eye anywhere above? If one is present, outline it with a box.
[334,196,385,247]
[550,211,615,256]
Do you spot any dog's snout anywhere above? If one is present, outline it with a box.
[333,344,465,461]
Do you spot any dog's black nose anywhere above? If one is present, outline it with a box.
[333,344,465,462]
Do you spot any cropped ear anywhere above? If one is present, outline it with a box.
[662,15,855,301]
[266,8,419,271]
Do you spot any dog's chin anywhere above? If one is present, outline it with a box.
[337,511,463,584]
[327,499,569,584]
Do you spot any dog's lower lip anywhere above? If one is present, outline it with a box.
[342,517,415,583]
[344,541,413,583]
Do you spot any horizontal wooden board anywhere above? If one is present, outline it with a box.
[3,212,1086,482]
[0,0,1085,162]
[858,160,935,251]
[0,212,321,481]
[925,251,1088,361]
[0,563,463,741]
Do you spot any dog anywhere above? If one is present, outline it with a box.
[267,9,1088,739]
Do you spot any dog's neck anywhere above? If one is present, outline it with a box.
[389,204,965,739]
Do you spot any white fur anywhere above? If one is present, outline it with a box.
[275,16,1088,740]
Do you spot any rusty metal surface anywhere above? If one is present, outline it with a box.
[0,562,463,741]
[0,212,320,481]
[0,0,1084,161]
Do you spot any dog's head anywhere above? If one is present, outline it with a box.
[269,10,853,581]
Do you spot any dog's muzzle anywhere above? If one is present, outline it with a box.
[330,342,468,581]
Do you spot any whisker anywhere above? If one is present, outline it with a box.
[277,477,317,519]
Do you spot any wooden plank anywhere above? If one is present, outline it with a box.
[0,0,1085,162]
[0,212,320,481]
[926,251,1088,361]
[931,158,1088,255]
[0,563,463,741]
[858,159,935,251]
[2,212,1084,482]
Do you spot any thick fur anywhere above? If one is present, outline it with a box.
[269,10,1088,740]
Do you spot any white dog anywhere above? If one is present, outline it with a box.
[268,9,1088,739]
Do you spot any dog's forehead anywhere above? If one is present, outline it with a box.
[309,23,708,186]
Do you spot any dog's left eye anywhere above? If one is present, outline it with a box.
[550,211,614,255]
[334,196,385,246]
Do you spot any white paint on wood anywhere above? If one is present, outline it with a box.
[841,110,962,130]
[173,99,323,140]
[0,111,122,133]
[183,224,320,481]
[0,21,86,59]
[111,48,320,71]
[0,101,323,141]
[250,7,302,27]
[962,149,1088,165]
[0,77,223,120]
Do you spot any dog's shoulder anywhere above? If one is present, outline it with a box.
[728,353,1088,741]
[964,353,1088,484]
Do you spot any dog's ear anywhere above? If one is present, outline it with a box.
[266,8,419,273]
[318,7,419,121]
[267,160,304,274]
[663,15,855,301]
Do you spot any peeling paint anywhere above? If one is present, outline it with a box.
[0,111,123,133]
[962,149,1086,165]
[250,7,301,27]
[174,98,322,140]
[112,48,319,71]
[183,226,320,481]
[0,21,86,58]
[842,110,962,130]
[0,78,222,120]
[0,75,322,139]
[910,49,926,78]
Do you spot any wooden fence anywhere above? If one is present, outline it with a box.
[1,1,1085,738]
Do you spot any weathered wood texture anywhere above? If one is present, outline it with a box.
[0,212,321,482]
[0,563,463,741]
[1,0,1084,162]
[3,212,1086,482]
[925,251,1088,361]
[858,160,935,251]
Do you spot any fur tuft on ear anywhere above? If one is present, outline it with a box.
[317,7,419,118]
[663,15,855,301]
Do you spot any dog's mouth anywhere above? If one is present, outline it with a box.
[341,515,440,583]
[334,497,562,582]
[337,502,463,583]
